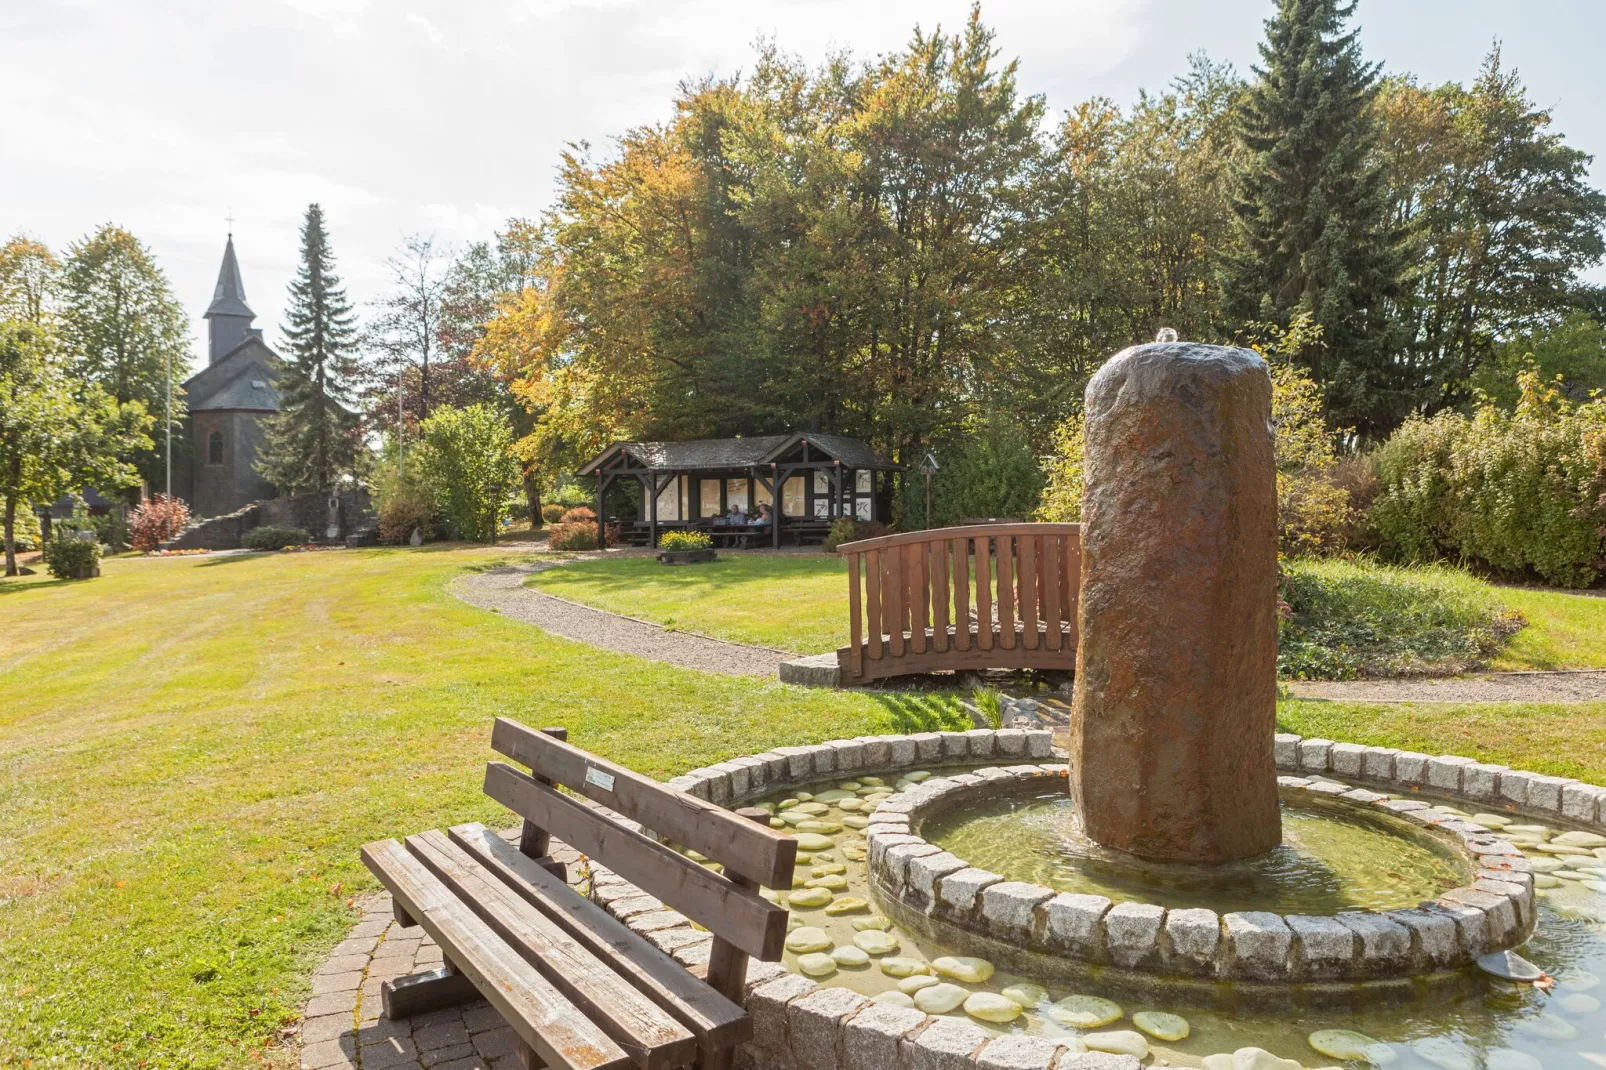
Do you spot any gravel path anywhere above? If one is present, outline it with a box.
[1285,670,1606,704]
[450,562,790,677]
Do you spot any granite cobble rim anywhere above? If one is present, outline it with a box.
[859,747,1535,984]
[302,725,1592,1067]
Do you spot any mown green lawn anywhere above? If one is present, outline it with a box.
[0,548,962,1068]
[1492,585,1606,670]
[531,552,1606,670]
[6,546,1606,1067]
[528,553,851,654]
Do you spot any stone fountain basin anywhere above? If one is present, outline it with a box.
[866,767,1534,987]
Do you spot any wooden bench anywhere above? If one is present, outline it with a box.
[361,718,798,1070]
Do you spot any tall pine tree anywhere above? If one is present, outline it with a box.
[257,204,363,493]
[1222,0,1408,439]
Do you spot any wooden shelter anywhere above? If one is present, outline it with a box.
[576,433,900,548]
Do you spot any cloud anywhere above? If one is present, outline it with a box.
[3,0,1602,380]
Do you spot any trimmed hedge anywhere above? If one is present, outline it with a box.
[44,534,101,579]
[242,526,310,551]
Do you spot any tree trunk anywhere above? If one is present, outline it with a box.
[3,494,16,577]
[523,471,542,529]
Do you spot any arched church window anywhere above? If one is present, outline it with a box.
[207,430,224,466]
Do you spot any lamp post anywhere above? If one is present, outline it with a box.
[918,451,939,528]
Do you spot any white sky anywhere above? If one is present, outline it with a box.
[2,0,1600,378]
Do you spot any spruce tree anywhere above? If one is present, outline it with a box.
[257,204,363,493]
[1222,0,1408,439]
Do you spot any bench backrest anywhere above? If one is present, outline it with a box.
[484,717,797,1006]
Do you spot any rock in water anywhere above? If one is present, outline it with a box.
[1071,342,1281,863]
[784,926,832,953]
[872,991,914,1007]
[1484,1051,1542,1070]
[830,945,869,967]
[853,930,899,956]
[1204,1050,1302,1070]
[1477,950,1544,982]
[1083,1031,1149,1058]
[795,952,836,977]
[964,993,1022,1023]
[930,956,994,983]
[912,982,969,1014]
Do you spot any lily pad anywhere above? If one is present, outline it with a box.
[1132,1011,1189,1042]
[1045,995,1123,1029]
[1308,1029,1395,1064]
[999,983,1048,1008]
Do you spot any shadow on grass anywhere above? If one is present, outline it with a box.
[0,575,75,596]
[871,691,974,733]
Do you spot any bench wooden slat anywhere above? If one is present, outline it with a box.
[361,839,631,1070]
[449,823,749,1057]
[406,830,699,1070]
[484,762,788,960]
[490,719,797,890]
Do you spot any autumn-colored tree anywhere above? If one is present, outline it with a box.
[0,234,61,325]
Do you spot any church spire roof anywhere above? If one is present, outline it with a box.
[204,234,255,320]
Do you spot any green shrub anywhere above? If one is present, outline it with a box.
[659,530,712,552]
[242,526,310,551]
[1277,558,1526,679]
[1371,369,1606,587]
[971,686,1003,729]
[541,503,566,524]
[822,519,889,553]
[547,522,600,551]
[416,404,520,543]
[43,533,100,579]
[89,509,130,551]
[552,481,592,508]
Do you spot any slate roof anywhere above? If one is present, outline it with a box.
[183,335,280,412]
[205,235,255,319]
[579,432,895,474]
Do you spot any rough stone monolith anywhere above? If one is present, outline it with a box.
[1070,342,1281,863]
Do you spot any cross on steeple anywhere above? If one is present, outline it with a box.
[224,208,235,236]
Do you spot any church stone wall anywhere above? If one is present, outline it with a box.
[190,409,275,518]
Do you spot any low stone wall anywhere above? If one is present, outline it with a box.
[866,768,1532,985]
[532,729,1581,1069]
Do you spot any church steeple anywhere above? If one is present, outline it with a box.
[203,234,257,364]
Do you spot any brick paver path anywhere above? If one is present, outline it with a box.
[293,839,583,1070]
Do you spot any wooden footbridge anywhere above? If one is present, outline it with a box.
[834,523,1082,684]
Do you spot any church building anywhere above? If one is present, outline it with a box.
[173,236,281,518]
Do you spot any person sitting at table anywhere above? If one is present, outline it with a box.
[726,503,745,525]
[753,503,771,526]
